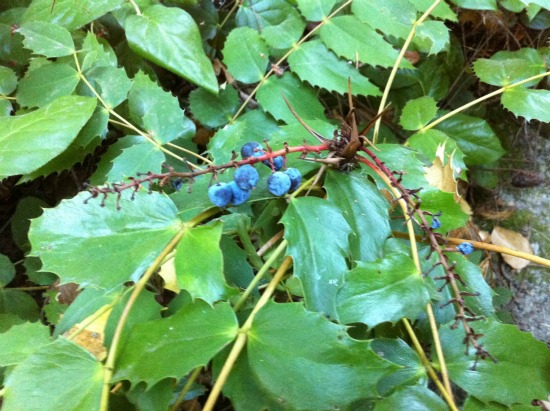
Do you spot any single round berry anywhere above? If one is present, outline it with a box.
[234,164,259,190]
[267,172,291,196]
[208,183,233,208]
[284,167,302,192]
[240,142,263,159]
[457,242,474,255]
[262,155,284,171]
[431,216,442,229]
[171,178,184,191]
[228,181,251,206]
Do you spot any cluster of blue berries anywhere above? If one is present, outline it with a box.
[207,142,302,208]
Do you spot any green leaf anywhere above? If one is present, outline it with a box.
[0,66,17,95]
[450,0,497,10]
[463,396,539,411]
[451,254,494,318]
[0,95,96,179]
[353,0,417,40]
[207,120,247,164]
[374,385,449,411]
[281,197,351,318]
[16,63,79,108]
[400,96,438,130]
[0,253,16,286]
[3,339,103,411]
[16,21,74,57]
[22,0,125,31]
[236,0,306,50]
[320,15,406,68]
[0,289,40,321]
[296,0,337,21]
[324,171,390,262]
[127,380,174,411]
[257,72,326,124]
[29,191,182,289]
[125,4,217,93]
[114,299,238,387]
[80,31,118,72]
[0,99,13,116]
[189,85,240,128]
[441,319,550,406]
[419,188,469,231]
[128,71,195,144]
[337,254,430,326]
[84,66,132,109]
[106,140,165,183]
[409,0,457,21]
[434,113,505,165]
[288,40,381,97]
[0,321,51,366]
[501,87,550,122]
[230,301,397,409]
[175,223,237,304]
[222,27,269,84]
[415,20,450,54]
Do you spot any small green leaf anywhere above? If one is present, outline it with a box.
[80,31,118,72]
[189,86,240,128]
[257,72,326,124]
[85,66,132,109]
[410,0,457,21]
[451,254,494,318]
[337,254,430,326]
[415,21,450,54]
[106,140,165,183]
[128,71,195,144]
[450,0,497,10]
[0,322,51,366]
[400,96,438,130]
[16,63,79,108]
[3,339,103,411]
[502,87,550,122]
[125,5,217,93]
[0,253,16,286]
[353,0,417,40]
[29,191,182,289]
[114,299,238,387]
[222,27,269,84]
[127,380,174,411]
[296,0,336,21]
[288,40,381,97]
[0,66,17,95]
[374,385,449,411]
[463,396,539,411]
[16,21,74,57]
[207,121,247,164]
[281,197,352,318]
[0,95,96,179]
[175,223,237,304]
[420,188,469,231]
[0,289,40,321]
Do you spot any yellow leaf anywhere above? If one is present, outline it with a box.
[159,258,179,293]
[64,307,112,360]
[490,226,532,270]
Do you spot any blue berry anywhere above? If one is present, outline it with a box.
[228,181,251,205]
[431,216,442,229]
[262,156,284,171]
[172,178,184,191]
[267,172,291,196]
[284,168,302,192]
[208,183,233,208]
[457,242,474,255]
[241,142,263,159]
[234,164,259,190]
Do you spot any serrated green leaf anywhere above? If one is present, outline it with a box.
[257,72,326,124]
[374,385,448,411]
[189,86,240,128]
[368,144,427,190]
[420,188,469,231]
[400,96,438,130]
[127,380,174,411]
[236,301,397,409]
[175,223,237,304]
[281,197,351,318]
[418,57,452,100]
[222,26,269,84]
[207,120,247,164]
[106,140,165,183]
[22,0,125,31]
[337,254,430,326]
[451,254,494,317]
[0,66,17,95]
[502,87,550,122]
[0,253,16,286]
[450,0,497,10]
[3,338,103,411]
[29,191,182,289]
[320,16,405,69]
[288,40,381,97]
[125,5,217,93]
[236,0,306,50]
[0,95,96,179]
[0,321,51,366]
[128,71,195,143]
[440,319,550,406]
[80,31,118,72]
[463,396,539,411]
[114,299,238,387]
[353,0,417,40]
[16,63,79,108]
[296,0,336,21]
[84,66,132,109]
[324,171,391,262]
[415,20,450,54]
[16,21,74,57]
[0,289,40,321]
[409,0,458,21]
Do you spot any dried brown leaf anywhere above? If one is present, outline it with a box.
[490,226,533,270]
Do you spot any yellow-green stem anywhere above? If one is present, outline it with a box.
[169,367,203,411]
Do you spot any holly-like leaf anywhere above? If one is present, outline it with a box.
[16,63,79,108]
[0,322,51,366]
[288,40,381,97]
[463,396,539,411]
[281,197,352,319]
[189,86,240,128]
[3,338,103,411]
[0,95,96,179]
[0,66,17,95]
[175,223,237,304]
[29,191,182,289]
[409,0,457,21]
[441,319,550,406]
[296,0,337,20]
[106,140,165,183]
[222,27,269,84]
[337,254,431,326]
[374,385,449,411]
[114,299,238,387]
[84,66,132,109]
[16,21,74,57]
[128,71,195,144]
[400,96,438,130]
[352,0,417,40]
[415,20,450,54]
[125,5,217,94]
[207,120,247,164]
[501,87,550,123]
